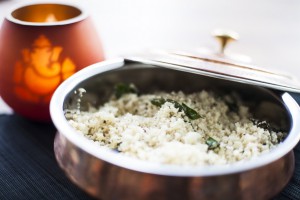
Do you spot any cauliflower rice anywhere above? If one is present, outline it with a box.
[65,88,286,166]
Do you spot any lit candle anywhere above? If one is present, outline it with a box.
[0,3,105,121]
[45,13,57,22]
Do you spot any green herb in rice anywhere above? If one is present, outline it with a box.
[65,85,287,166]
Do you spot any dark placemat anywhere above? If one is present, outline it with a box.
[0,114,95,200]
[0,92,300,200]
[273,92,300,200]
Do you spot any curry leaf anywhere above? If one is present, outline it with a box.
[114,83,138,98]
[181,103,201,120]
[151,98,201,120]
[151,98,166,107]
[206,137,219,150]
[166,99,183,111]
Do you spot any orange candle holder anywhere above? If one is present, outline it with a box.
[0,3,105,121]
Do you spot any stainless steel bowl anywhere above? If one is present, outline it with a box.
[50,58,300,200]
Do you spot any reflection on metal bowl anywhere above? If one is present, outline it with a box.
[50,59,300,200]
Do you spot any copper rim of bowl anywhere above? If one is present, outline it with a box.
[50,59,300,177]
[6,2,88,26]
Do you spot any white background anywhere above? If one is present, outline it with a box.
[0,0,300,114]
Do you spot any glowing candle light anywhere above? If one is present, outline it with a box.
[45,13,57,22]
[0,3,105,121]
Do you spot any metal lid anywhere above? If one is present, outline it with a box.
[126,30,300,93]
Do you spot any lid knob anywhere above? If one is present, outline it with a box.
[213,30,239,54]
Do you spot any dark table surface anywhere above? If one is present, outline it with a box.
[0,93,300,200]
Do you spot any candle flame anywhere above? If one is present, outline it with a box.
[45,14,57,22]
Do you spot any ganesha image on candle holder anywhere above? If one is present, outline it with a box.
[13,34,76,103]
